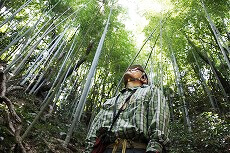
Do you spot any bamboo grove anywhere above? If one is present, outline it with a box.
[0,0,229,152]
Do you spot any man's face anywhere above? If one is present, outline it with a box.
[124,67,143,81]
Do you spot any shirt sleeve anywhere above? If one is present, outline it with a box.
[146,87,170,153]
[85,109,106,153]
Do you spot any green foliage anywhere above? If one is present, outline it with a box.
[170,112,230,153]
[144,0,229,152]
[170,121,195,153]
[193,112,230,152]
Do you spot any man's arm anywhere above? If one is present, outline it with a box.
[146,88,170,153]
[85,109,105,153]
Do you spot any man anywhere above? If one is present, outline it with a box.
[85,65,170,153]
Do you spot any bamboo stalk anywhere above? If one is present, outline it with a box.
[191,49,217,111]
[171,49,192,132]
[64,7,113,147]
[200,0,230,70]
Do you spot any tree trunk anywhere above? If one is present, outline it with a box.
[191,49,218,112]
[187,37,230,102]
[171,49,192,132]
[200,0,230,69]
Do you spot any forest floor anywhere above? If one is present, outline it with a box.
[0,84,86,153]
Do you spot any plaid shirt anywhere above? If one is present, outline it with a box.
[85,85,170,153]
